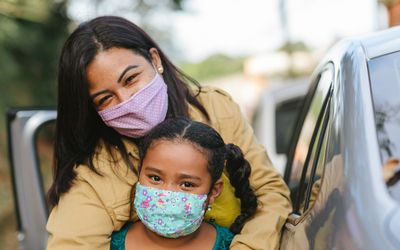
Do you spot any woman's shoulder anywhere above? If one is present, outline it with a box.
[189,85,240,124]
[192,85,234,105]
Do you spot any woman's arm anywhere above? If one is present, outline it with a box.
[199,87,292,250]
[47,157,136,250]
[47,182,112,249]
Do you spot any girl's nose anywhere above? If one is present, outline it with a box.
[164,183,179,192]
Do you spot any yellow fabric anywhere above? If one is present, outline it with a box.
[204,173,241,227]
[46,86,292,250]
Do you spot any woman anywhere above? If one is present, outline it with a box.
[47,16,291,250]
[111,118,257,250]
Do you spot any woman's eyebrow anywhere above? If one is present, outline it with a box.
[90,65,139,99]
[90,89,109,100]
[117,65,138,83]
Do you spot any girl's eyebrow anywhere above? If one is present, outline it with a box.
[144,167,201,181]
[144,166,163,174]
[178,174,201,181]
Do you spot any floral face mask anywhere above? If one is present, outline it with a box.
[134,183,208,238]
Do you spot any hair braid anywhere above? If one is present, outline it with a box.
[225,143,258,234]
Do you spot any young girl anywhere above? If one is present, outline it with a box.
[110,118,258,249]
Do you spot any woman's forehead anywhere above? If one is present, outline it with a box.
[86,47,149,89]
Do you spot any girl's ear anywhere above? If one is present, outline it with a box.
[208,179,224,204]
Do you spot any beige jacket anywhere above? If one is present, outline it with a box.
[46,86,292,250]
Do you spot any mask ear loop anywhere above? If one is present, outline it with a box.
[129,183,138,219]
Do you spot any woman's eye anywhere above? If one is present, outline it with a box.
[97,95,112,106]
[125,74,138,85]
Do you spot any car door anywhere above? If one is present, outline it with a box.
[280,63,334,250]
[6,108,56,250]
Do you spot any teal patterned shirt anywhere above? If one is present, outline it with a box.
[110,222,234,250]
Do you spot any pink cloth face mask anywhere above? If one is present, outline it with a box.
[98,73,168,138]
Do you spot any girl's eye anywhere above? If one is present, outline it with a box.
[181,182,195,188]
[149,175,161,182]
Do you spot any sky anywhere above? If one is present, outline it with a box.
[69,0,384,62]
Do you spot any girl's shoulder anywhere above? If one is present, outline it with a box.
[208,222,234,250]
[110,222,133,250]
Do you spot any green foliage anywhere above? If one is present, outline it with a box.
[278,41,310,53]
[180,54,245,83]
[0,1,70,108]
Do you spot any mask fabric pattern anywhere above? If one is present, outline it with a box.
[134,183,208,238]
[98,73,168,138]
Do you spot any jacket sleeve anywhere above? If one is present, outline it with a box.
[46,162,134,250]
[204,88,293,250]
[46,173,113,250]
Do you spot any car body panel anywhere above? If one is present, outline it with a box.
[281,27,400,249]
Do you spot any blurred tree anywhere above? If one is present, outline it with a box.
[77,0,186,60]
[180,54,245,82]
[0,0,70,108]
[278,41,310,53]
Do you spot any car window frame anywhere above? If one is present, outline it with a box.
[283,62,334,214]
[294,86,332,213]
[303,90,332,212]
[284,72,322,183]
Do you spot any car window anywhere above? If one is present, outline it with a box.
[35,120,56,207]
[302,98,330,212]
[295,88,331,214]
[368,51,400,201]
[286,65,333,186]
[275,97,304,156]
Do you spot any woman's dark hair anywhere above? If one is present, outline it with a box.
[138,118,258,234]
[48,16,209,206]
